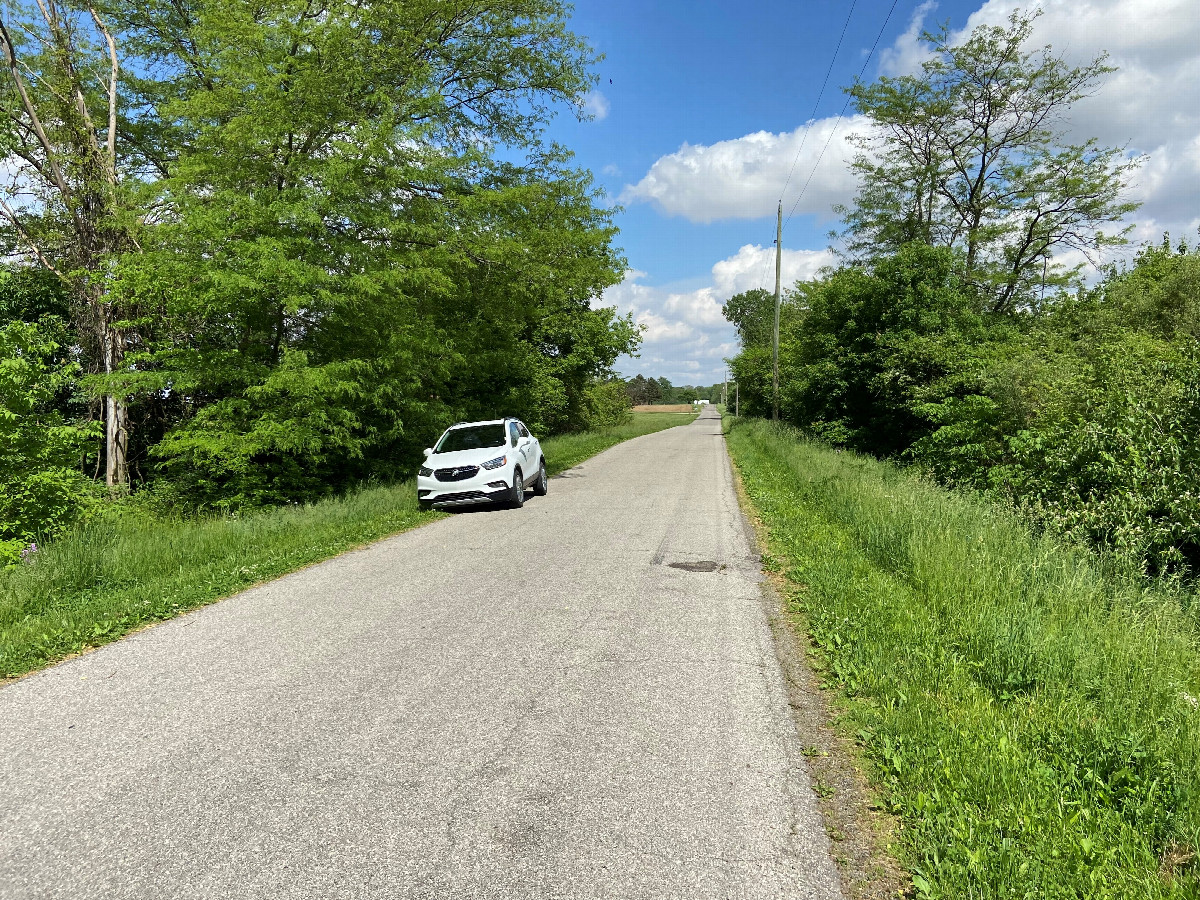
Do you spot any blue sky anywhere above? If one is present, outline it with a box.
[541,0,1200,386]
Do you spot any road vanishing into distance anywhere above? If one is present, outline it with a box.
[1,407,844,899]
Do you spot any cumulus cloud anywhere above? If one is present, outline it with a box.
[621,0,1200,253]
[582,90,610,121]
[619,117,867,223]
[710,244,838,295]
[878,0,938,77]
[598,244,834,383]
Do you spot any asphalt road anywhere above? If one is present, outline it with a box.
[1,407,844,899]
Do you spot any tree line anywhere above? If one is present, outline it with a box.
[0,0,641,560]
[624,374,723,406]
[726,10,1200,576]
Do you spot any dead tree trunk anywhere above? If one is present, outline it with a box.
[0,3,132,490]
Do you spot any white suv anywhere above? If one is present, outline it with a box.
[417,418,547,511]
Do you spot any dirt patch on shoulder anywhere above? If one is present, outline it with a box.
[730,460,907,900]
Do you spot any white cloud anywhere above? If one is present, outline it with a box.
[583,90,610,121]
[878,0,938,77]
[710,244,838,295]
[619,117,867,223]
[598,244,832,383]
[637,310,695,343]
[663,288,726,327]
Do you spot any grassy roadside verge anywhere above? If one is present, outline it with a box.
[1,410,696,680]
[725,416,1200,899]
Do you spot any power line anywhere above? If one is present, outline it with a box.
[760,0,899,290]
[777,0,859,205]
[783,0,901,230]
[757,0,859,291]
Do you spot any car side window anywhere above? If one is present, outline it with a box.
[509,422,519,447]
[518,422,530,438]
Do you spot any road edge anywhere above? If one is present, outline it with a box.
[725,439,907,900]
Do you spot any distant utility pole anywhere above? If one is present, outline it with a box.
[772,200,781,421]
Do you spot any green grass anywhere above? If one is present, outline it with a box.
[0,410,694,680]
[726,416,1200,899]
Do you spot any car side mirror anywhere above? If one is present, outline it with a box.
[423,448,433,457]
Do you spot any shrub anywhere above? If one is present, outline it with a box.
[0,318,100,557]
[581,377,632,428]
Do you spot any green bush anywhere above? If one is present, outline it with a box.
[1001,340,1200,575]
[581,377,632,428]
[906,240,1200,575]
[0,319,99,558]
[781,243,989,457]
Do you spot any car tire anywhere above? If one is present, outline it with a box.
[510,468,525,508]
[533,458,548,496]
[418,499,432,512]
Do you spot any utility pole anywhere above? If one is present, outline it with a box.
[772,200,782,421]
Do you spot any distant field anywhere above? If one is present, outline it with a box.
[632,404,695,413]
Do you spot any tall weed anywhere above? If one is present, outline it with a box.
[728,417,1200,898]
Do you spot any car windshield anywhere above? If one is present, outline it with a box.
[434,424,506,453]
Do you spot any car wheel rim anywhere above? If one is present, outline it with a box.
[516,474,524,502]
[540,463,547,491]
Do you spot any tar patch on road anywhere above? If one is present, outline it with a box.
[667,560,723,573]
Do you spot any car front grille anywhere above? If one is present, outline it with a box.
[435,465,479,482]
[433,490,487,503]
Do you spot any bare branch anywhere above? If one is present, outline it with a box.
[0,196,67,279]
[0,12,73,201]
[33,0,57,31]
[89,5,119,169]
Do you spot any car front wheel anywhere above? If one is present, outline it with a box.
[533,458,548,496]
[510,468,525,508]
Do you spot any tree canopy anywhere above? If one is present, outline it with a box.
[839,9,1141,312]
[0,0,639,525]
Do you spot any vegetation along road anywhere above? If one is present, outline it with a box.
[0,406,844,899]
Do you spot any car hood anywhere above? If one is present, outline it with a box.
[425,448,507,468]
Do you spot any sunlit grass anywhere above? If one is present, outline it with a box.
[726,416,1200,899]
[0,410,695,679]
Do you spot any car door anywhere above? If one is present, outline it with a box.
[507,421,527,485]
[518,421,539,482]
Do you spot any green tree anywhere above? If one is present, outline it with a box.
[841,9,1140,312]
[109,0,634,506]
[782,243,985,457]
[0,0,139,487]
[722,288,775,349]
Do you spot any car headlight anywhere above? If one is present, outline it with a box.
[480,455,507,470]
[419,466,433,477]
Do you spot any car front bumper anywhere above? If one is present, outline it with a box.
[417,470,513,507]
